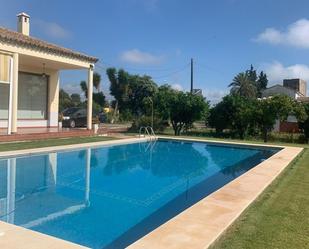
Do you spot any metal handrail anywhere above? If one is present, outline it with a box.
[146,126,156,138]
[139,126,157,141]
[139,126,150,138]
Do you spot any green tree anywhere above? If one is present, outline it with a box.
[298,103,309,142]
[80,72,102,97]
[256,71,268,97]
[93,92,106,108]
[80,73,106,109]
[228,95,255,139]
[229,72,257,98]
[107,68,130,122]
[208,102,230,134]
[127,75,158,116]
[154,84,176,121]
[246,64,257,83]
[255,95,294,142]
[229,65,268,99]
[59,89,73,111]
[93,72,101,92]
[80,80,88,98]
[70,93,81,106]
[208,95,254,139]
[169,92,209,135]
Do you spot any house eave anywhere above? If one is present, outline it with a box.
[0,27,98,64]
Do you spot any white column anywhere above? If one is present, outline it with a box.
[85,148,91,206]
[11,53,19,133]
[48,153,57,184]
[7,57,13,135]
[7,158,16,223]
[87,65,93,130]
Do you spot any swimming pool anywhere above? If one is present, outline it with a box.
[0,139,279,248]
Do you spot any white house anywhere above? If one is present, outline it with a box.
[261,79,307,133]
[0,13,98,135]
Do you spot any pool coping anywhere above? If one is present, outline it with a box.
[0,137,146,249]
[0,137,303,249]
[128,137,303,249]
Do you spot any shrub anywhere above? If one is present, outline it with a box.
[130,116,168,132]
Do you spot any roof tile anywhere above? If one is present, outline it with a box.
[0,27,98,63]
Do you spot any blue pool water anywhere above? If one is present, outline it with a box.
[0,139,279,248]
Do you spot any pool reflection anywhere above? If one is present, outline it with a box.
[0,141,279,249]
[0,149,91,227]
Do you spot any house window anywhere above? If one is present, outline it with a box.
[18,72,48,119]
[0,53,10,119]
[0,83,9,119]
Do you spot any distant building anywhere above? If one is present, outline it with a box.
[262,79,306,100]
[261,78,307,133]
[283,79,307,97]
[192,89,203,97]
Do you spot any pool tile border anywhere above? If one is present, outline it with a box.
[0,137,147,158]
[128,137,303,249]
[0,137,146,249]
[0,137,303,249]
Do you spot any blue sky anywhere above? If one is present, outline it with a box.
[1,0,309,102]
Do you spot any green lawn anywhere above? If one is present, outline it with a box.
[0,136,116,152]
[210,148,309,249]
[158,133,307,148]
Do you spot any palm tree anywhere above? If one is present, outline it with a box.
[80,72,102,98]
[80,80,88,98]
[107,68,130,123]
[93,72,101,92]
[229,72,257,98]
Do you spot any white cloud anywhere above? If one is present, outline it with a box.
[171,83,183,91]
[203,89,228,105]
[120,49,164,65]
[33,19,71,39]
[254,19,309,48]
[62,83,83,95]
[263,61,309,86]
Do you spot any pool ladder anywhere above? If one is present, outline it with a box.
[139,126,157,141]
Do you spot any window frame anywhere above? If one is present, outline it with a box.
[17,71,49,121]
[0,82,10,120]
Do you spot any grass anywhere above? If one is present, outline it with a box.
[159,127,308,145]
[210,148,309,249]
[159,134,307,148]
[0,136,117,152]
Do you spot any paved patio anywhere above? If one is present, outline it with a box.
[0,124,130,142]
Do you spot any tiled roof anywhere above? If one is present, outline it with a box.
[0,27,98,63]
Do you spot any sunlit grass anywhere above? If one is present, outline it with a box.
[210,149,309,249]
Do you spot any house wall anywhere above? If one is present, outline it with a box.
[280,121,300,133]
[283,79,307,97]
[0,64,59,128]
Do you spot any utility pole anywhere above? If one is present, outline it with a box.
[190,58,194,93]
